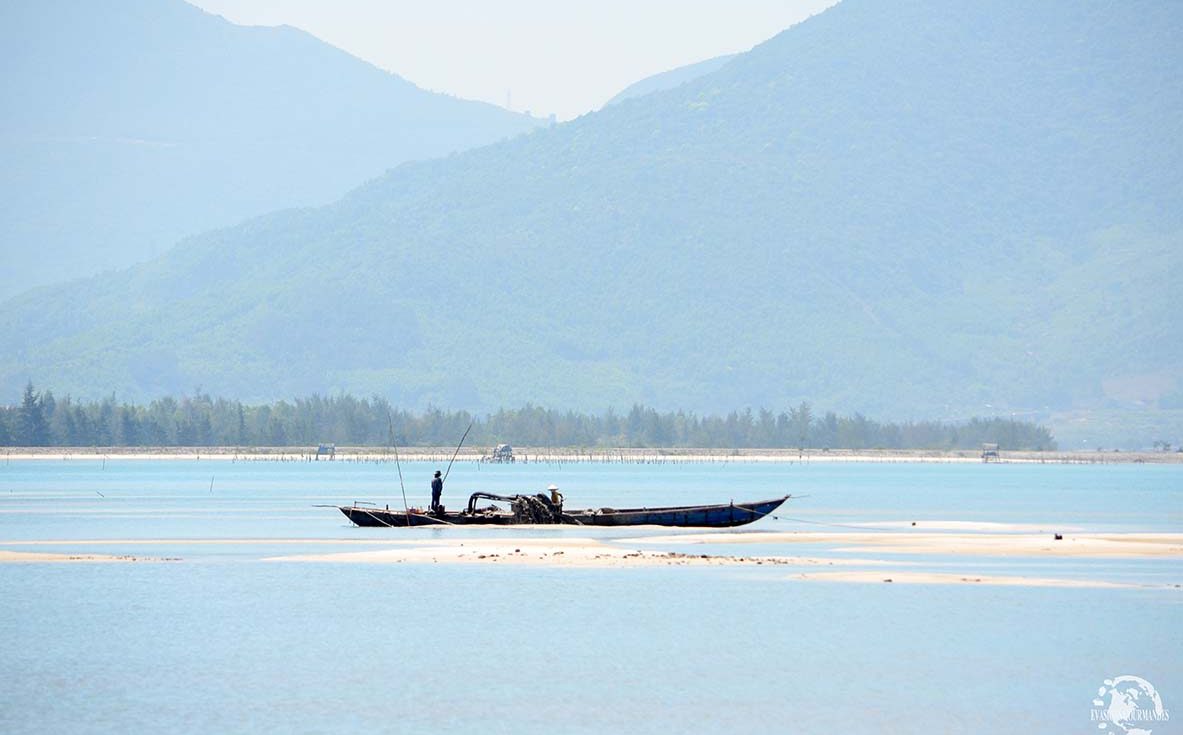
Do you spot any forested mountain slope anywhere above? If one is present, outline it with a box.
[0,0,542,298]
[2,0,1179,442]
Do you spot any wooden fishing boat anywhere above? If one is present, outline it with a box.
[338,493,789,528]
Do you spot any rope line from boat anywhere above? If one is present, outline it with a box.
[773,516,895,532]
[723,496,791,519]
[727,504,765,516]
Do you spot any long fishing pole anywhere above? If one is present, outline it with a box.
[442,421,474,483]
[388,412,411,527]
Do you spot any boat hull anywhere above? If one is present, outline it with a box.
[339,506,515,527]
[576,497,788,527]
[339,496,788,528]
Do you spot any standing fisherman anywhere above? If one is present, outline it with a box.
[430,470,443,512]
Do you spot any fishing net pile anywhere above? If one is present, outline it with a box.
[509,494,565,524]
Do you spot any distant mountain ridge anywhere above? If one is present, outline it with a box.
[604,54,737,107]
[0,0,543,299]
[2,0,1180,446]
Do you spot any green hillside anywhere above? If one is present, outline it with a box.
[2,0,1180,443]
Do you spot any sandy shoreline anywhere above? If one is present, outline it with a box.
[261,530,1183,587]
[6,531,1176,559]
[9,541,1168,589]
[3,446,1180,464]
[261,536,897,569]
[636,531,1183,558]
[3,530,1178,588]
[0,549,180,563]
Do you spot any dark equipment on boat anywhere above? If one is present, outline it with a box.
[465,491,567,524]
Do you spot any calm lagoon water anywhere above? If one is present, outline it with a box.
[1,459,1180,733]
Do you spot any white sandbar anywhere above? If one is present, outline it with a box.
[263,537,891,568]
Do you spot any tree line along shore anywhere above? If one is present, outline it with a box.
[1,383,1059,451]
[4,446,1180,465]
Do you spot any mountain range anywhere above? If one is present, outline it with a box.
[2,0,1180,446]
[0,0,543,299]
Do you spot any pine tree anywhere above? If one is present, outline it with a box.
[0,408,11,445]
[17,382,50,446]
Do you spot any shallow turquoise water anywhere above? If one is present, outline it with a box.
[0,459,1180,733]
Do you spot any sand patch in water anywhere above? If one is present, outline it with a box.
[636,531,1183,558]
[843,520,1082,533]
[263,537,892,569]
[791,570,1175,589]
[0,550,178,563]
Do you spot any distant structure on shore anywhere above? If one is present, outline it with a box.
[481,444,516,463]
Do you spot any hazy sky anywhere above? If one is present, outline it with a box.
[188,0,837,120]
